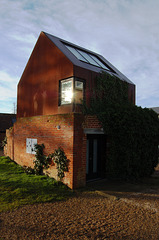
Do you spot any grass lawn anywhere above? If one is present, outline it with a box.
[0,156,73,213]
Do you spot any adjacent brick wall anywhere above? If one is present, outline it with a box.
[73,114,103,188]
[83,115,102,129]
[4,128,14,159]
[6,114,74,188]
[73,114,85,188]
[5,113,104,189]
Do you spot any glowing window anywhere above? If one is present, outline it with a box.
[60,78,84,105]
[61,79,73,105]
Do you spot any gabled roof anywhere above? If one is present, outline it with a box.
[44,31,134,85]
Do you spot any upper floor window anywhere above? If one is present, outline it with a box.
[74,80,84,104]
[60,77,84,105]
[61,78,73,105]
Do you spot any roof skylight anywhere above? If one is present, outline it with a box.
[65,44,111,71]
[66,45,86,62]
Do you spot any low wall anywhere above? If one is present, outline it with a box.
[4,128,14,159]
[5,113,103,189]
[6,114,75,188]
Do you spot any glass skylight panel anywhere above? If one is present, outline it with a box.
[90,55,110,70]
[65,45,86,62]
[65,43,111,71]
[77,49,100,67]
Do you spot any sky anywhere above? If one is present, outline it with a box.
[0,0,159,113]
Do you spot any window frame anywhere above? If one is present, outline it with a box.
[60,77,73,105]
[59,77,85,106]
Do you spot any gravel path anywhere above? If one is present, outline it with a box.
[0,189,159,240]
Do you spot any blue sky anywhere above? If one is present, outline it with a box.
[0,0,159,113]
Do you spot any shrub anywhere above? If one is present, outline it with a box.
[23,166,35,174]
[1,136,7,148]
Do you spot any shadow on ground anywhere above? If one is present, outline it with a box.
[85,174,159,202]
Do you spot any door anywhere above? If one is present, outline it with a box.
[86,134,106,180]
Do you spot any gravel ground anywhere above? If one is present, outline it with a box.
[0,186,159,240]
[0,151,159,239]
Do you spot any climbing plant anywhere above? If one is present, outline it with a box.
[48,147,68,179]
[82,71,129,115]
[1,136,7,148]
[33,144,50,175]
[32,144,68,180]
[83,72,159,180]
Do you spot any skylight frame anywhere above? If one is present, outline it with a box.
[65,45,87,62]
[77,49,100,67]
[64,43,112,72]
[90,54,110,70]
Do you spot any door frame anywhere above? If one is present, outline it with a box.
[86,132,106,181]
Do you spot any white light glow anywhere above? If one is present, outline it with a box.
[64,90,73,102]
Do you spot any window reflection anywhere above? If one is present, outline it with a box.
[60,78,84,105]
[74,80,83,104]
[61,80,73,105]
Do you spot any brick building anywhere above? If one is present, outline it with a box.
[5,32,135,189]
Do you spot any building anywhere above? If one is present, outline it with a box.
[151,107,159,117]
[0,113,16,147]
[5,32,135,189]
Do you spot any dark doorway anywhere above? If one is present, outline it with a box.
[86,134,106,181]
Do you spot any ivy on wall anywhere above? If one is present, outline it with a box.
[83,72,159,180]
[48,147,68,180]
[24,144,69,180]
[33,144,50,175]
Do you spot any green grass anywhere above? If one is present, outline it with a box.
[0,156,73,212]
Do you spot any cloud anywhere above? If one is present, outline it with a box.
[0,71,18,111]
[0,70,18,112]
[0,0,159,112]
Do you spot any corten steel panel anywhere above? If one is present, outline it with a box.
[17,32,74,118]
[74,65,99,106]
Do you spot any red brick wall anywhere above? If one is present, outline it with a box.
[5,113,104,189]
[73,114,103,188]
[83,115,102,129]
[73,114,85,188]
[7,114,74,188]
[4,128,14,159]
